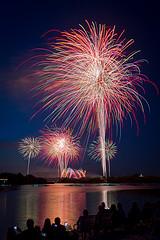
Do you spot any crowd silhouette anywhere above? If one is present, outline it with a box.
[7,200,160,240]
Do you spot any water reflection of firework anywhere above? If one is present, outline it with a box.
[18,137,41,175]
[89,139,117,177]
[61,168,86,179]
[41,128,80,176]
[33,21,154,177]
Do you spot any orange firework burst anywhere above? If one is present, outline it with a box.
[41,127,80,176]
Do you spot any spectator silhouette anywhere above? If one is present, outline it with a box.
[110,204,119,228]
[42,218,52,239]
[152,201,160,237]
[101,201,112,227]
[77,209,90,240]
[128,202,141,225]
[95,205,105,232]
[35,226,42,240]
[50,217,67,240]
[117,202,126,225]
[20,219,40,240]
[142,202,153,224]
[101,201,110,215]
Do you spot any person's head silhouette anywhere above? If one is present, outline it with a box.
[26,219,34,230]
[55,217,61,226]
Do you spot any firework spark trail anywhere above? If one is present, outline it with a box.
[97,101,107,176]
[19,137,41,175]
[88,138,117,177]
[41,127,80,176]
[32,21,155,177]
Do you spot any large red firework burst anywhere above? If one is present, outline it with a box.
[33,21,153,133]
[32,21,156,177]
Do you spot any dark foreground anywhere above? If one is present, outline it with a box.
[7,200,160,240]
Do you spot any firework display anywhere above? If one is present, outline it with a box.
[41,127,80,176]
[33,21,152,177]
[19,137,41,175]
[89,139,117,177]
[61,168,86,179]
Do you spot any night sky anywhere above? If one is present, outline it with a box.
[0,0,159,177]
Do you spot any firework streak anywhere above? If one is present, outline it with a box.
[33,21,154,176]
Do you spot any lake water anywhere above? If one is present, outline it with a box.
[0,183,160,240]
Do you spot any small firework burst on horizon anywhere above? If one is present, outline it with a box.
[19,137,41,159]
[18,137,41,175]
[61,168,86,179]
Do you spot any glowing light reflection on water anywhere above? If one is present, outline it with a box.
[0,184,160,240]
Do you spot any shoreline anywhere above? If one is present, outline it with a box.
[1,172,160,185]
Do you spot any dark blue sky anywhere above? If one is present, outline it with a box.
[0,0,159,177]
